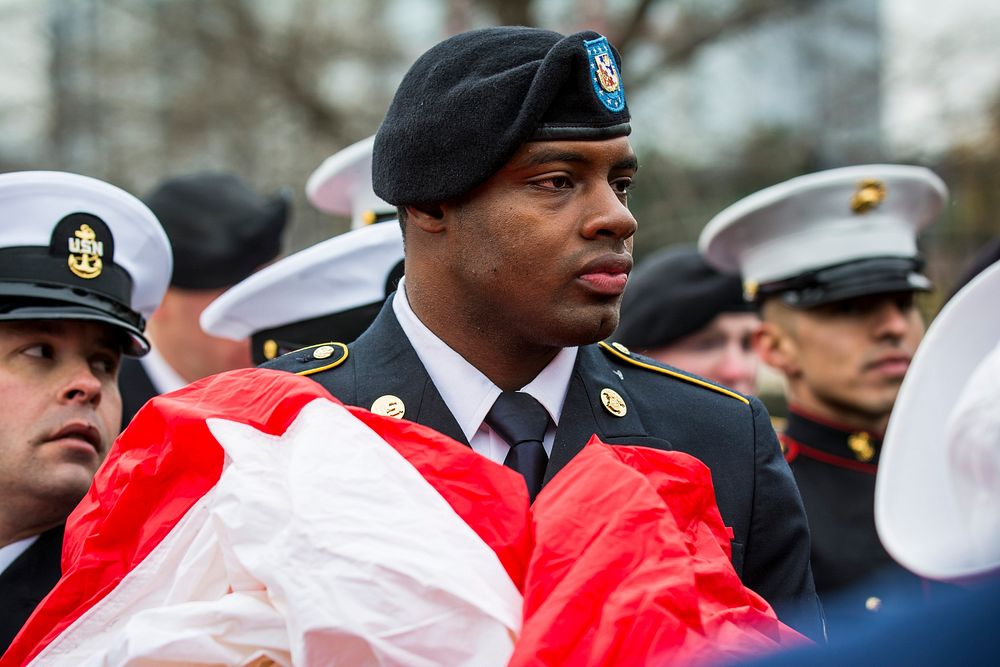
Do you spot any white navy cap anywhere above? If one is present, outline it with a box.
[307,136,396,230]
[0,171,172,356]
[200,222,404,364]
[699,164,948,307]
[876,259,1000,581]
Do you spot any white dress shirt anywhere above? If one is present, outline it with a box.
[0,534,39,576]
[392,278,578,464]
[139,344,187,395]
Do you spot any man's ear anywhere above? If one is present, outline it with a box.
[403,204,446,234]
[753,320,801,378]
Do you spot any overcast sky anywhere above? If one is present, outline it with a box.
[882,0,1000,156]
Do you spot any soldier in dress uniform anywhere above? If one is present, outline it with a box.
[614,244,761,395]
[201,136,403,362]
[735,257,1000,667]
[0,171,171,650]
[117,172,289,429]
[263,26,824,639]
[700,164,949,638]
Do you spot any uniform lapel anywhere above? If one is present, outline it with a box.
[544,345,672,484]
[351,297,468,446]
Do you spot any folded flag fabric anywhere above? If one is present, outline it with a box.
[3,369,804,667]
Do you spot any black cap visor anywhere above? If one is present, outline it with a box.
[0,282,149,356]
[759,257,932,309]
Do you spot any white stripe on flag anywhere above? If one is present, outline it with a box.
[31,398,521,667]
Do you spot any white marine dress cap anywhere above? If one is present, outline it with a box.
[699,164,948,307]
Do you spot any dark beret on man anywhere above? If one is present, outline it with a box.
[614,244,754,350]
[143,172,290,290]
[373,26,631,205]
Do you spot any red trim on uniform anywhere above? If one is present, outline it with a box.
[780,434,878,475]
[786,405,886,441]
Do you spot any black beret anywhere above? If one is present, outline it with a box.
[373,26,631,205]
[143,172,290,290]
[614,245,754,350]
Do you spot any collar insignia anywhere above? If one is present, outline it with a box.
[847,431,875,462]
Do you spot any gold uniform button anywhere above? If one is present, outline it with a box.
[262,339,279,361]
[865,596,882,612]
[312,345,336,360]
[371,395,405,419]
[600,387,627,417]
[611,341,630,355]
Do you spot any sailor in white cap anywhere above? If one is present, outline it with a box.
[201,137,405,365]
[0,171,171,650]
[700,164,949,638]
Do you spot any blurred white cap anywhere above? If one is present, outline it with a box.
[876,259,1000,581]
[307,135,396,230]
[200,222,404,364]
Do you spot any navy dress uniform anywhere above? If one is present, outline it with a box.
[117,173,289,428]
[0,170,171,650]
[263,27,824,639]
[700,164,949,636]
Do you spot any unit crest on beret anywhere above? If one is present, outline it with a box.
[598,341,749,404]
[262,341,349,377]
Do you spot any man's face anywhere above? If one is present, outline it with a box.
[0,320,122,526]
[643,312,762,395]
[149,286,252,382]
[437,137,638,350]
[762,291,925,425]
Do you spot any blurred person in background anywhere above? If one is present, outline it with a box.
[117,172,289,429]
[613,244,760,395]
[701,164,949,639]
[200,135,404,364]
[0,171,170,650]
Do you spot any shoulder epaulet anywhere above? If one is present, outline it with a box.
[598,341,750,405]
[262,341,349,377]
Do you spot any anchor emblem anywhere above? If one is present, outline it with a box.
[67,223,104,279]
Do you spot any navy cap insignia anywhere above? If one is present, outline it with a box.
[67,223,104,279]
[585,36,625,112]
[851,178,886,214]
[53,214,114,281]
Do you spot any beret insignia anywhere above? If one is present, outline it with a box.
[586,36,625,112]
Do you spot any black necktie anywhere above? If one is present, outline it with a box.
[484,391,550,502]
